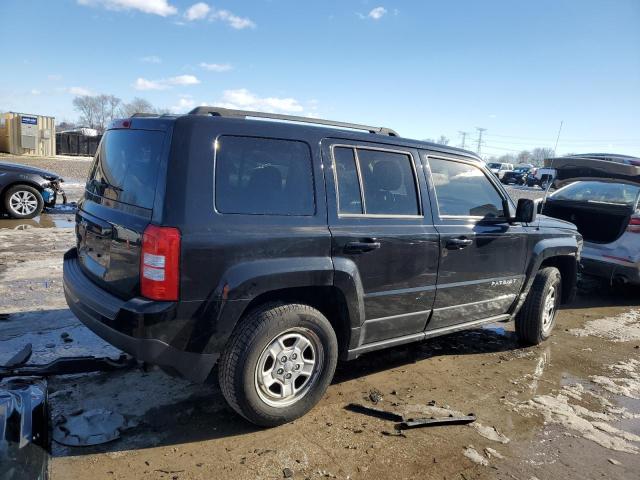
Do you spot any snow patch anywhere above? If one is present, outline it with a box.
[463,446,488,466]
[570,310,640,342]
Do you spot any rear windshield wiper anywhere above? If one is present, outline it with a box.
[90,178,123,192]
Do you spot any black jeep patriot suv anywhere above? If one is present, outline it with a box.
[63,108,582,426]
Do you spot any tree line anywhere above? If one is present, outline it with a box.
[69,95,169,133]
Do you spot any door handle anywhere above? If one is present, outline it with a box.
[445,237,473,250]
[344,239,381,254]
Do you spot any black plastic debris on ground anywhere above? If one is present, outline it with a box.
[345,402,476,434]
[3,343,32,369]
[53,409,126,447]
[0,353,136,379]
[0,377,49,480]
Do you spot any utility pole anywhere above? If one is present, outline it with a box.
[458,131,468,149]
[476,127,486,156]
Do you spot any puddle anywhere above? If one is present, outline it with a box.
[0,213,75,229]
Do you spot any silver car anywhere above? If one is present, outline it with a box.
[542,154,640,286]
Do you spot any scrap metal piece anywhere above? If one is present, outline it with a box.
[345,403,404,422]
[3,344,33,369]
[53,409,125,446]
[398,414,477,430]
[0,354,136,379]
[0,378,49,480]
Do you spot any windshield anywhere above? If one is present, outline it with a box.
[87,129,165,209]
[515,167,530,172]
[487,163,501,169]
[552,181,640,206]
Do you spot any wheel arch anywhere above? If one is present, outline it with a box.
[511,237,580,316]
[1,180,45,199]
[237,285,353,359]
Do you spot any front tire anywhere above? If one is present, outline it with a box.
[516,267,561,346]
[218,303,338,427]
[4,185,44,219]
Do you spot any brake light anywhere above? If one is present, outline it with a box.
[109,119,131,129]
[141,225,181,301]
[627,216,640,234]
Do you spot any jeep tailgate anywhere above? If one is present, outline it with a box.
[77,128,168,299]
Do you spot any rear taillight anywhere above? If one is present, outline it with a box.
[627,216,640,234]
[141,225,181,301]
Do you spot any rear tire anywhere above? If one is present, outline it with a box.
[516,267,561,346]
[218,303,338,427]
[4,184,44,219]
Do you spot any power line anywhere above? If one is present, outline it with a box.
[485,133,640,143]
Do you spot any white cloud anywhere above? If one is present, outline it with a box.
[214,88,303,114]
[170,96,196,113]
[166,75,200,86]
[30,89,42,95]
[133,78,167,90]
[140,55,161,64]
[368,6,387,20]
[184,2,210,20]
[199,62,232,72]
[77,0,177,17]
[210,8,255,29]
[133,75,200,90]
[68,86,93,96]
[47,74,62,81]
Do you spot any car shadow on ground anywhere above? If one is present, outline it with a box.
[19,277,638,458]
[45,321,521,458]
[567,274,640,310]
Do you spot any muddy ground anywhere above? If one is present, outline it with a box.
[1,155,639,480]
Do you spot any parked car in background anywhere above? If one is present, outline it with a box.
[0,162,66,219]
[487,162,514,180]
[526,166,556,189]
[502,164,534,185]
[542,154,640,286]
[63,108,581,427]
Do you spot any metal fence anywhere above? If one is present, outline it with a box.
[56,133,102,156]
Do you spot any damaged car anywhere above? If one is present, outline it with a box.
[542,153,640,286]
[0,162,67,219]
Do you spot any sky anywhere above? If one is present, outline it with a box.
[1,0,639,158]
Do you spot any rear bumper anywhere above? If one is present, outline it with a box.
[580,255,640,286]
[63,248,218,382]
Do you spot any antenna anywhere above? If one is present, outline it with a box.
[541,120,564,212]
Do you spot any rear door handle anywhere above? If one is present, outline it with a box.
[445,237,473,250]
[344,239,381,254]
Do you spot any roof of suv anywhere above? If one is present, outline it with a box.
[112,107,482,163]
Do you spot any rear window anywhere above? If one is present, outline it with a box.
[214,136,315,215]
[87,129,165,209]
[552,181,640,207]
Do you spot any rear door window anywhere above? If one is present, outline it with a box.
[428,157,505,218]
[88,129,165,209]
[333,146,420,216]
[215,136,315,215]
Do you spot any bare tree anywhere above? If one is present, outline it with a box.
[119,97,155,117]
[529,147,555,166]
[72,94,122,133]
[516,150,532,164]
[424,135,450,146]
[72,96,97,129]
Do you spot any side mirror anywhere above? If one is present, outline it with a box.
[515,198,538,223]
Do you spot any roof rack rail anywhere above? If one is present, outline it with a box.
[187,106,398,137]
